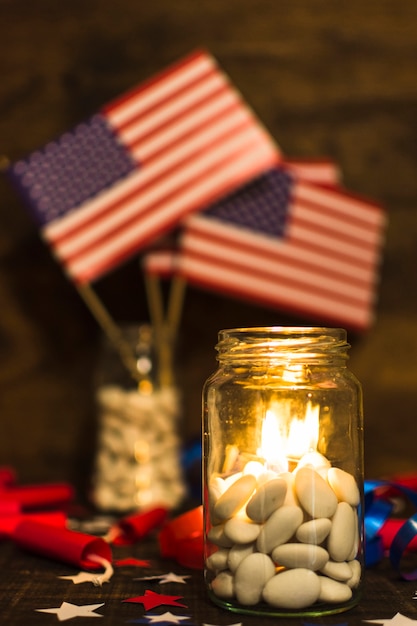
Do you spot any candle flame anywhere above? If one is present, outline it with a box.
[258,410,288,473]
[258,401,320,471]
[286,401,320,459]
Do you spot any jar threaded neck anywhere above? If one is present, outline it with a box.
[216,327,349,364]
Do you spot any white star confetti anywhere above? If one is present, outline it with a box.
[36,601,104,621]
[143,612,191,624]
[135,572,191,584]
[364,613,417,626]
[58,555,113,586]
[58,571,107,585]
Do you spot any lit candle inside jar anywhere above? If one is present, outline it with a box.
[256,409,288,474]
[207,400,361,611]
[256,401,321,474]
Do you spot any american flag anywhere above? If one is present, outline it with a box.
[142,158,342,276]
[168,166,386,331]
[7,50,279,284]
[283,158,341,188]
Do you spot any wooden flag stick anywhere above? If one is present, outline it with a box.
[166,275,187,344]
[144,273,173,388]
[76,283,139,382]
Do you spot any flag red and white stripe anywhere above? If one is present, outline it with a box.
[172,169,386,331]
[10,50,279,284]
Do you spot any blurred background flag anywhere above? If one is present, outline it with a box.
[283,158,341,188]
[5,49,281,381]
[6,49,280,285]
[147,164,386,332]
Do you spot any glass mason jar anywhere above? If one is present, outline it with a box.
[203,327,364,617]
[91,324,186,513]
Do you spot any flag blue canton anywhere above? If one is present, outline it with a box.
[9,115,137,226]
[205,168,292,237]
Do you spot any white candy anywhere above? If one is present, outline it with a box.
[295,451,331,478]
[295,467,338,518]
[246,478,287,523]
[209,476,226,503]
[327,467,360,506]
[234,553,276,605]
[227,543,256,573]
[211,570,235,599]
[207,524,234,548]
[271,543,329,571]
[257,470,279,487]
[257,505,303,554]
[328,502,357,562]
[347,559,361,588]
[296,518,332,544]
[224,517,261,544]
[280,472,299,507]
[348,510,360,560]
[243,461,265,478]
[262,569,321,609]
[320,560,353,581]
[206,549,229,572]
[318,576,352,603]
[214,474,257,521]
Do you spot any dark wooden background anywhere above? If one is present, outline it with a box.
[0,1,416,498]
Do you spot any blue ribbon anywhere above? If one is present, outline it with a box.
[364,479,417,578]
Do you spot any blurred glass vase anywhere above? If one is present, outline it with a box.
[90,324,186,513]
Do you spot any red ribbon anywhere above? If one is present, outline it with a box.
[158,506,204,569]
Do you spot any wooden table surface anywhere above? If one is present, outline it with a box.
[1,524,416,626]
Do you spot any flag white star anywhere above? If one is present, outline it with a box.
[364,613,417,626]
[36,601,104,621]
[143,612,191,624]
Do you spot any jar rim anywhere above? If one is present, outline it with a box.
[216,326,349,361]
[218,326,346,338]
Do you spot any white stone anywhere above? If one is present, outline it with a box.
[243,461,265,478]
[347,559,362,588]
[327,467,360,506]
[246,478,287,523]
[272,543,329,571]
[280,472,300,507]
[318,576,352,603]
[327,502,357,562]
[256,505,303,554]
[257,470,279,487]
[348,511,359,560]
[295,467,338,518]
[295,451,331,478]
[262,568,321,609]
[214,474,257,521]
[224,517,261,544]
[207,524,234,548]
[206,549,229,572]
[227,543,256,573]
[234,553,276,605]
[320,560,353,581]
[224,472,243,488]
[296,518,332,544]
[211,570,235,599]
